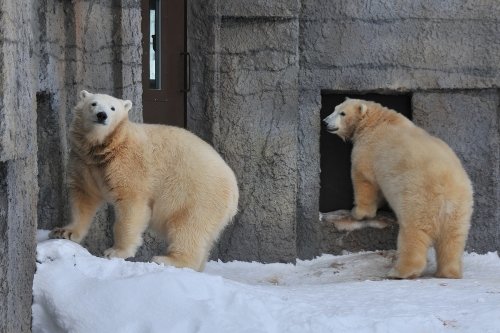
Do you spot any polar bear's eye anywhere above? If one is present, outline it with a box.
[91,102,97,107]
[340,112,346,116]
[111,106,115,111]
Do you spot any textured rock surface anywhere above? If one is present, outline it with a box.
[295,0,500,258]
[210,6,300,263]
[300,0,500,91]
[30,0,497,266]
[219,0,300,18]
[32,0,147,259]
[186,0,500,260]
[0,158,38,333]
[2,3,500,330]
[0,1,37,331]
[188,0,303,263]
[3,6,150,312]
[412,91,500,253]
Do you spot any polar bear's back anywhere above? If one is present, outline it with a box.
[366,120,472,221]
[136,123,239,225]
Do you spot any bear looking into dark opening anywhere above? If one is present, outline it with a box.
[319,92,412,213]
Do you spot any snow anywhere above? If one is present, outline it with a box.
[33,230,500,333]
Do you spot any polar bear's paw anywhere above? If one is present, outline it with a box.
[351,205,377,220]
[103,247,134,259]
[49,227,83,243]
[387,265,424,279]
[152,255,203,271]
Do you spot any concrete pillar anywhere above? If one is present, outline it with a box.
[0,1,38,331]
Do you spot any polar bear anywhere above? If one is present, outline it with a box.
[49,90,239,271]
[323,98,473,279]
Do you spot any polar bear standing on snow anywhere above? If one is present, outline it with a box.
[323,98,473,279]
[50,91,239,271]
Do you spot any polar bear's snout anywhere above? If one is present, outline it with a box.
[323,113,339,133]
[96,111,108,124]
[325,123,339,132]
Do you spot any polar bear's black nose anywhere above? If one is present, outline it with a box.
[96,112,108,123]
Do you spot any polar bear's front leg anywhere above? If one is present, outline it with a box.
[351,171,381,220]
[49,187,103,243]
[104,200,151,259]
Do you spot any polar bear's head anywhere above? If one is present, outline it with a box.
[323,98,368,140]
[73,90,132,143]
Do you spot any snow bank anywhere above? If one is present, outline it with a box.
[33,231,500,333]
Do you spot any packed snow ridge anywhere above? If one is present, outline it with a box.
[33,231,500,333]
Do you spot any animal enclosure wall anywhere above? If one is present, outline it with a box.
[26,0,500,267]
[0,1,499,329]
[188,0,500,260]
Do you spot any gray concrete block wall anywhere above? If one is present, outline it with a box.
[32,0,145,260]
[211,3,300,263]
[1,158,38,333]
[186,0,218,144]
[188,0,303,263]
[32,0,499,268]
[0,0,38,331]
[295,0,500,258]
[186,0,499,260]
[413,91,500,253]
[0,1,36,162]
[219,0,300,18]
[296,92,322,258]
[300,0,500,91]
[2,4,499,331]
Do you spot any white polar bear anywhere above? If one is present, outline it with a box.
[323,98,473,279]
[50,91,239,271]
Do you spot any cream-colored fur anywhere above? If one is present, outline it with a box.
[49,91,239,271]
[323,98,473,279]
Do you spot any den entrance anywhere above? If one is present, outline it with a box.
[319,93,412,213]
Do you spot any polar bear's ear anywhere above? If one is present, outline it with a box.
[80,90,91,101]
[123,100,132,112]
[360,103,368,115]
[345,96,351,101]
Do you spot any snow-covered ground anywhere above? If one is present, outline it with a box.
[33,230,500,333]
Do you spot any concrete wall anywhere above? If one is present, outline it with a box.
[1,1,143,330]
[188,0,500,260]
[212,1,301,262]
[1,1,499,330]
[187,0,302,262]
[296,0,500,258]
[0,1,38,332]
[29,0,500,268]
[413,91,500,253]
[33,0,145,258]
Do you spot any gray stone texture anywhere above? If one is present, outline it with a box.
[294,0,500,258]
[412,91,500,253]
[185,0,218,143]
[189,0,500,259]
[300,0,500,91]
[32,0,146,259]
[2,1,144,329]
[2,0,500,329]
[219,0,300,18]
[0,0,38,331]
[208,2,300,263]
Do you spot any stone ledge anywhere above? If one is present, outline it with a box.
[321,210,398,232]
[219,0,299,19]
[319,210,399,254]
